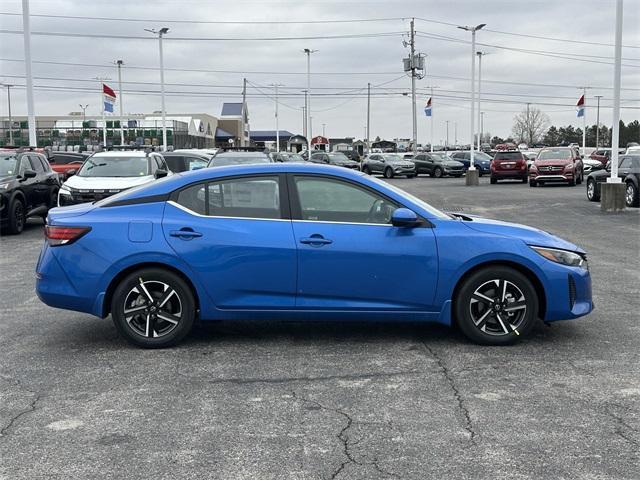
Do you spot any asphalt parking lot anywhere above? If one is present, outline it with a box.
[1,176,639,480]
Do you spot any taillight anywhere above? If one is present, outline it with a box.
[45,226,91,246]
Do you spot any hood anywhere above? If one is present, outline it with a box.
[331,159,359,166]
[444,160,464,167]
[534,158,572,166]
[460,215,583,253]
[63,174,155,190]
[0,174,17,185]
[387,159,414,166]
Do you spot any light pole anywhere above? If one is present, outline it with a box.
[458,23,486,185]
[115,60,125,145]
[454,121,458,146]
[22,0,37,146]
[445,120,450,149]
[594,95,603,148]
[1,83,14,145]
[322,123,326,137]
[367,82,371,155]
[145,27,169,151]
[304,49,317,156]
[476,51,487,150]
[480,112,485,147]
[269,83,284,152]
[79,104,88,124]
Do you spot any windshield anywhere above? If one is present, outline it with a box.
[538,149,571,160]
[211,155,270,166]
[369,176,449,220]
[474,152,492,161]
[283,154,304,162]
[77,156,151,177]
[384,155,402,161]
[0,154,18,176]
[431,153,450,162]
[328,153,350,162]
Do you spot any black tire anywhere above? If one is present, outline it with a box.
[626,181,639,208]
[361,165,371,175]
[453,174,462,178]
[529,180,537,188]
[406,174,415,179]
[433,167,443,178]
[111,268,196,348]
[568,175,576,187]
[383,167,394,179]
[521,176,528,184]
[586,178,600,202]
[490,177,497,184]
[576,169,583,185]
[7,198,25,235]
[478,171,483,177]
[455,266,539,345]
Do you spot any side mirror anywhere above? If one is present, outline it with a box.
[20,169,37,180]
[155,169,168,179]
[66,169,77,177]
[391,208,421,228]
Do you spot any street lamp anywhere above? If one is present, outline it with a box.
[145,27,169,151]
[476,51,489,150]
[115,60,125,145]
[1,83,14,145]
[304,48,317,157]
[458,23,486,184]
[79,104,88,124]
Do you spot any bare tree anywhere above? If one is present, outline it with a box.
[512,106,550,145]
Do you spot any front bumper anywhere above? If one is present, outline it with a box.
[393,166,416,175]
[58,188,122,207]
[529,173,573,183]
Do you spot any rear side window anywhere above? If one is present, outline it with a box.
[176,176,281,219]
[494,152,523,160]
[29,154,44,172]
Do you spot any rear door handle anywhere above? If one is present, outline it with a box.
[170,228,203,240]
[300,234,333,246]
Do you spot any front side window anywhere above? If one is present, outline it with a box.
[0,154,18,175]
[294,176,398,224]
[29,155,44,172]
[176,176,281,219]
[186,157,208,170]
[619,157,632,169]
[18,156,34,175]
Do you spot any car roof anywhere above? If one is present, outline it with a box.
[91,151,151,158]
[215,151,269,157]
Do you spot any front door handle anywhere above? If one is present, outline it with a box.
[300,234,333,246]
[170,228,203,240]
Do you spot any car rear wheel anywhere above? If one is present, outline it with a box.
[383,167,394,179]
[576,169,583,185]
[529,180,537,187]
[7,198,25,235]
[111,268,196,348]
[626,181,639,207]
[362,165,371,175]
[568,176,576,187]
[521,176,528,184]
[433,167,443,178]
[455,266,538,345]
[586,179,600,202]
[490,177,497,184]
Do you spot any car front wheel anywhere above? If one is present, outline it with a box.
[433,167,443,178]
[111,268,196,348]
[586,179,599,201]
[7,198,25,235]
[626,181,639,207]
[455,266,538,345]
[361,165,371,175]
[383,167,394,179]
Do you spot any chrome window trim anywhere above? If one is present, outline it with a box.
[292,219,393,227]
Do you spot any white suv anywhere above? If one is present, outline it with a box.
[58,150,171,206]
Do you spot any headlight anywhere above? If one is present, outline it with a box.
[59,186,72,196]
[531,246,587,269]
[0,182,10,190]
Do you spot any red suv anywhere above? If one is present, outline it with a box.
[529,147,584,187]
[490,151,528,184]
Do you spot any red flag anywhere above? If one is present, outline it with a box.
[103,83,117,99]
[576,94,584,107]
[426,97,432,108]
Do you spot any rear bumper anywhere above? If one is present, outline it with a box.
[491,169,527,179]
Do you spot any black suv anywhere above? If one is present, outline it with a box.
[0,148,61,234]
[411,152,464,177]
[586,155,637,203]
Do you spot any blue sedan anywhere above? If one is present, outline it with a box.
[36,163,593,348]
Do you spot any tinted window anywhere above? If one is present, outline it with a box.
[185,157,207,171]
[619,157,632,168]
[294,176,398,224]
[164,156,186,172]
[207,176,280,219]
[494,152,523,160]
[18,156,34,174]
[177,183,206,215]
[50,153,84,165]
[29,155,44,172]
[211,155,270,166]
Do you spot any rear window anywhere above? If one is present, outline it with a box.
[494,152,523,160]
[538,149,572,160]
[210,155,270,167]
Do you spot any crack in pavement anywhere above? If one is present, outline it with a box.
[0,392,41,438]
[291,391,399,480]
[605,407,640,448]
[422,343,478,446]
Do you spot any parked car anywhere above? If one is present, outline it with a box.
[522,151,538,168]
[0,148,61,234]
[449,151,492,176]
[47,151,90,180]
[412,152,464,178]
[361,153,416,178]
[529,147,584,187]
[339,150,361,162]
[309,152,360,169]
[518,143,528,151]
[270,152,305,163]
[624,156,640,207]
[36,163,593,348]
[625,146,640,156]
[58,150,170,206]
[490,151,528,184]
[172,149,218,161]
[162,152,209,173]
[586,155,638,203]
[590,148,625,166]
[209,151,273,167]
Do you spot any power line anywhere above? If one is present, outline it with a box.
[0,28,404,41]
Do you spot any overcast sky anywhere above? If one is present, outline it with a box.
[0,0,639,144]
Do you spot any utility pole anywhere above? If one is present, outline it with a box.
[446,120,450,149]
[366,82,371,155]
[458,23,486,184]
[410,18,417,155]
[322,123,326,137]
[430,86,434,152]
[22,0,37,146]
[476,51,486,150]
[480,112,485,146]
[242,78,248,146]
[595,95,603,148]
[79,104,88,124]
[526,102,531,145]
[302,94,307,139]
[454,121,458,146]
[581,87,587,156]
[145,27,170,151]
[269,83,284,152]
[94,76,111,147]
[1,83,14,145]
[304,49,317,156]
[116,60,125,145]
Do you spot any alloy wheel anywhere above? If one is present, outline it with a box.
[469,279,527,336]
[123,280,183,338]
[14,202,24,232]
[626,183,635,206]
[587,180,595,200]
